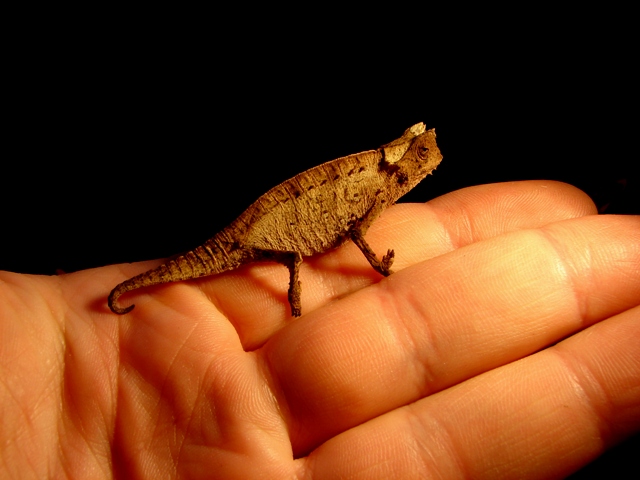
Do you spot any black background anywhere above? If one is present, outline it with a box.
[2,18,638,478]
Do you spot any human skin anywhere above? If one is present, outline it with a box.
[1,181,638,479]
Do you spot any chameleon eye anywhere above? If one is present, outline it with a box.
[417,145,430,159]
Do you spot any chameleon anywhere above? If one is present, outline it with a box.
[108,122,443,317]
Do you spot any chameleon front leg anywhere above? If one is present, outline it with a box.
[251,249,303,317]
[350,229,395,277]
[348,199,396,276]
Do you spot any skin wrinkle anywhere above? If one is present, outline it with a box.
[156,284,194,318]
[356,285,427,400]
[433,194,484,250]
[60,377,91,476]
[58,424,85,478]
[258,350,293,444]
[2,371,35,433]
[89,420,112,478]
[173,370,203,473]
[455,202,480,249]
[428,203,459,252]
[50,274,69,323]
[180,355,266,465]
[46,289,69,386]
[255,360,291,451]
[197,358,224,440]
[55,340,78,479]
[62,314,115,459]
[379,277,441,398]
[144,338,191,460]
[99,337,119,451]
[161,318,207,418]
[2,382,40,477]
[405,405,467,480]
[180,284,215,318]
[399,254,482,380]
[547,347,612,448]
[536,225,589,327]
[50,413,66,478]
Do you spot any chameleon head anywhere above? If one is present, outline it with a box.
[379,123,443,194]
[406,127,443,175]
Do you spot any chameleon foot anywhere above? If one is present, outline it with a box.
[380,249,395,276]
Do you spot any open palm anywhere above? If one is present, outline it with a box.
[2,181,639,479]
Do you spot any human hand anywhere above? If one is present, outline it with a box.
[2,181,638,479]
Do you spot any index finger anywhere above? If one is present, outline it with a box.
[206,181,596,347]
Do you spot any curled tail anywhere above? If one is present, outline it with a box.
[108,240,246,315]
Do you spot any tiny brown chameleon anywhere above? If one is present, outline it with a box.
[109,123,443,316]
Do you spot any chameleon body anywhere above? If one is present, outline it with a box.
[108,123,443,316]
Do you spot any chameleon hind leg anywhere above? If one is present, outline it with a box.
[281,251,303,317]
[252,249,303,317]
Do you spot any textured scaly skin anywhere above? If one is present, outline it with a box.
[108,123,443,316]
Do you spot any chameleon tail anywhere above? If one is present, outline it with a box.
[108,242,245,315]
